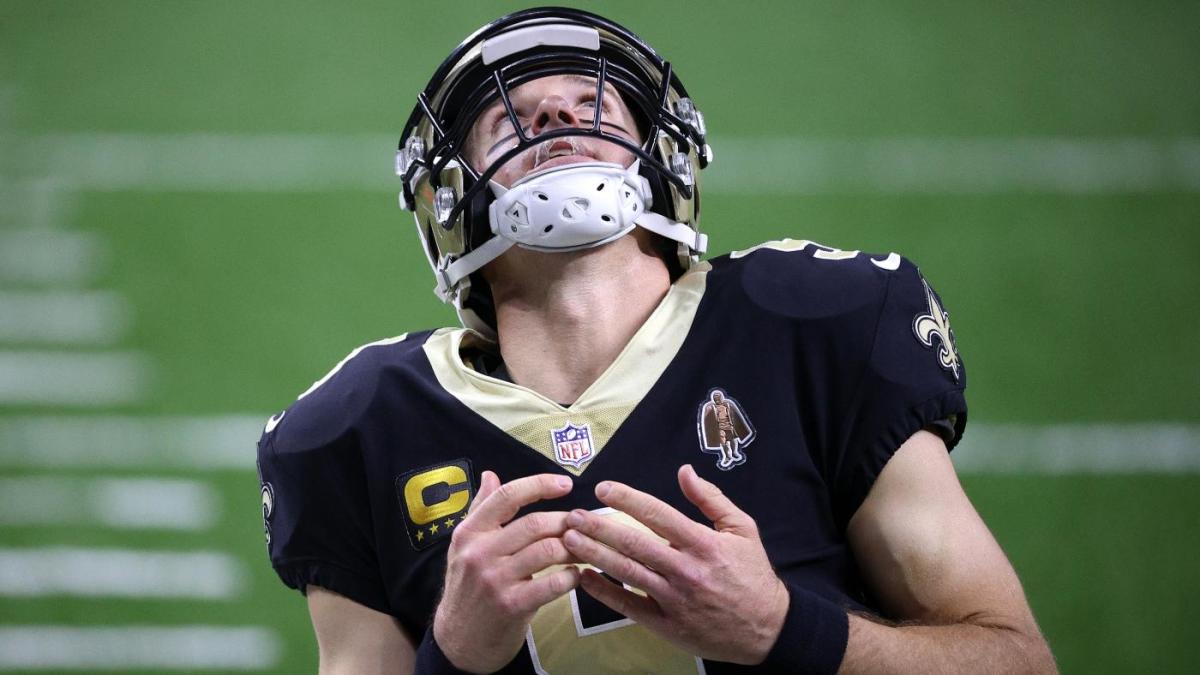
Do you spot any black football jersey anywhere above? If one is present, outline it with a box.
[256,239,967,673]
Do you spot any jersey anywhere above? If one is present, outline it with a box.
[256,239,968,673]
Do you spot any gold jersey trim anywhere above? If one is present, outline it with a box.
[422,261,711,475]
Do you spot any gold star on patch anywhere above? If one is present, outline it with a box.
[415,530,425,542]
[430,522,440,534]
[444,517,456,528]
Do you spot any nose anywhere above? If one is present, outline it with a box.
[529,96,581,137]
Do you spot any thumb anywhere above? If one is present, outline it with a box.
[470,470,501,514]
[678,464,757,537]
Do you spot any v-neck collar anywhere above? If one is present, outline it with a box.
[422,261,710,475]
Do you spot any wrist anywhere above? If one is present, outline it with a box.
[748,577,791,664]
[414,625,477,675]
[431,608,521,674]
[757,581,849,675]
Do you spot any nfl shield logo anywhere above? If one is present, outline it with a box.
[551,422,594,469]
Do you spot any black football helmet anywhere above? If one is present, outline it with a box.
[396,6,710,334]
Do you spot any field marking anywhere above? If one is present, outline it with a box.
[952,423,1200,474]
[0,351,151,406]
[0,177,78,229]
[712,137,1200,194]
[0,228,108,286]
[4,132,1199,194]
[0,547,245,599]
[0,290,131,345]
[0,477,218,530]
[0,415,265,470]
[0,415,1196,473]
[0,625,279,670]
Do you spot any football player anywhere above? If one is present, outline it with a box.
[256,7,1055,674]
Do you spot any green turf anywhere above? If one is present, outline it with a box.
[965,474,1200,674]
[2,1,1198,672]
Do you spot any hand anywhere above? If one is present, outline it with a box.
[561,464,789,665]
[433,471,580,673]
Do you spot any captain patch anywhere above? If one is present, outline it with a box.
[396,460,475,550]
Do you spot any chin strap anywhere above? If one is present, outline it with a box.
[434,161,706,301]
[433,210,708,299]
[434,234,514,297]
[635,211,708,257]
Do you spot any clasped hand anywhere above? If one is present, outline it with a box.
[562,464,789,665]
[433,465,788,672]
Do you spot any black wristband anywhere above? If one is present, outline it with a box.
[758,582,849,674]
[413,627,475,675]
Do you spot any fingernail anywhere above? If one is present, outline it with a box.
[595,482,611,498]
[563,529,581,546]
[557,475,572,490]
[565,510,584,528]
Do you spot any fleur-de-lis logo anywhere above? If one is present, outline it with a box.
[912,278,961,381]
[261,482,275,546]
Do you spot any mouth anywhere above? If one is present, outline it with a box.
[532,138,595,171]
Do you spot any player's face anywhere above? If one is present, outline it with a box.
[465,74,643,188]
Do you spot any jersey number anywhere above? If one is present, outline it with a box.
[730,238,900,270]
[524,508,705,674]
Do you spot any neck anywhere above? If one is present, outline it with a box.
[486,231,671,404]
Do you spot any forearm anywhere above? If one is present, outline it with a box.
[838,613,1056,675]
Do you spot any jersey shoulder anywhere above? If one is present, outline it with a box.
[706,238,909,321]
[257,329,436,456]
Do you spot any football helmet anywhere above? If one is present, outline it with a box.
[396,6,711,335]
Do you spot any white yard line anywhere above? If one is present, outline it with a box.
[4,132,1199,193]
[0,415,265,470]
[0,177,78,230]
[0,351,151,406]
[0,290,131,345]
[710,137,1200,194]
[0,625,280,670]
[0,477,218,530]
[0,228,108,286]
[0,547,245,599]
[0,415,1196,473]
[5,132,391,192]
[952,423,1200,474]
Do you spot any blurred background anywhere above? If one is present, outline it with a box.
[1,0,1197,672]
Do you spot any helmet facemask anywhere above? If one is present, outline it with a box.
[397,8,710,336]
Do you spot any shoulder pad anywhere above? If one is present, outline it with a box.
[715,239,904,320]
[259,331,432,454]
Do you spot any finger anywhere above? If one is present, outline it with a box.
[511,565,581,613]
[468,473,573,530]
[506,536,578,578]
[496,511,572,555]
[564,509,687,577]
[562,528,669,596]
[469,470,501,515]
[594,481,708,545]
[677,464,756,536]
[578,568,661,626]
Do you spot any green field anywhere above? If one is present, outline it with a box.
[1,1,1198,672]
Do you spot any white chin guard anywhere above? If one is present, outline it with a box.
[488,160,652,251]
[433,159,707,309]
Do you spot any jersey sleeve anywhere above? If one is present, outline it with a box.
[256,404,391,615]
[834,257,968,527]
